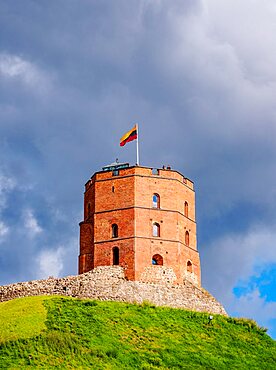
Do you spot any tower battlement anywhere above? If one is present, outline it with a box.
[84,165,194,191]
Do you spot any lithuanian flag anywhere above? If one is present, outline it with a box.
[120,125,138,146]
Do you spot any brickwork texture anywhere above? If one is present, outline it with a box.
[79,165,201,285]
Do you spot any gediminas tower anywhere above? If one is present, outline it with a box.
[79,162,201,286]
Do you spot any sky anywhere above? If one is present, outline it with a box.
[0,0,276,338]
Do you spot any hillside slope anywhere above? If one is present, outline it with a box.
[0,296,275,369]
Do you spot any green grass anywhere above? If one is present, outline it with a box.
[0,296,48,343]
[0,296,275,369]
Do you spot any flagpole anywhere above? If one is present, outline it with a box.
[136,124,139,166]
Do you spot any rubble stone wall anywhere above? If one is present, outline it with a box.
[0,266,227,315]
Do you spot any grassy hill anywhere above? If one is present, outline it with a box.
[0,296,275,369]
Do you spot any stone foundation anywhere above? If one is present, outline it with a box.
[0,266,227,315]
[140,266,177,284]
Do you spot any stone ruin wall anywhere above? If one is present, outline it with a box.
[0,266,227,316]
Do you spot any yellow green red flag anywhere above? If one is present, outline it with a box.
[120,125,138,146]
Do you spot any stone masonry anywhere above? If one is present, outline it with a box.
[0,266,227,315]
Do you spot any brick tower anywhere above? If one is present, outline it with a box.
[79,163,201,286]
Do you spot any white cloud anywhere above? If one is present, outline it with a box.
[162,0,276,135]
[0,174,16,212]
[202,225,276,306]
[23,208,43,237]
[36,246,65,279]
[201,225,276,337]
[205,0,276,82]
[229,288,276,335]
[0,53,52,92]
[0,221,9,239]
[0,174,15,192]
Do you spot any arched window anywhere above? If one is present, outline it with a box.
[187,260,193,273]
[152,254,163,265]
[112,224,118,238]
[112,247,119,265]
[184,201,188,218]
[152,193,160,208]
[185,231,190,246]
[152,222,160,237]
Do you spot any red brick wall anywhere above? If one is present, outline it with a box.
[79,166,201,285]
